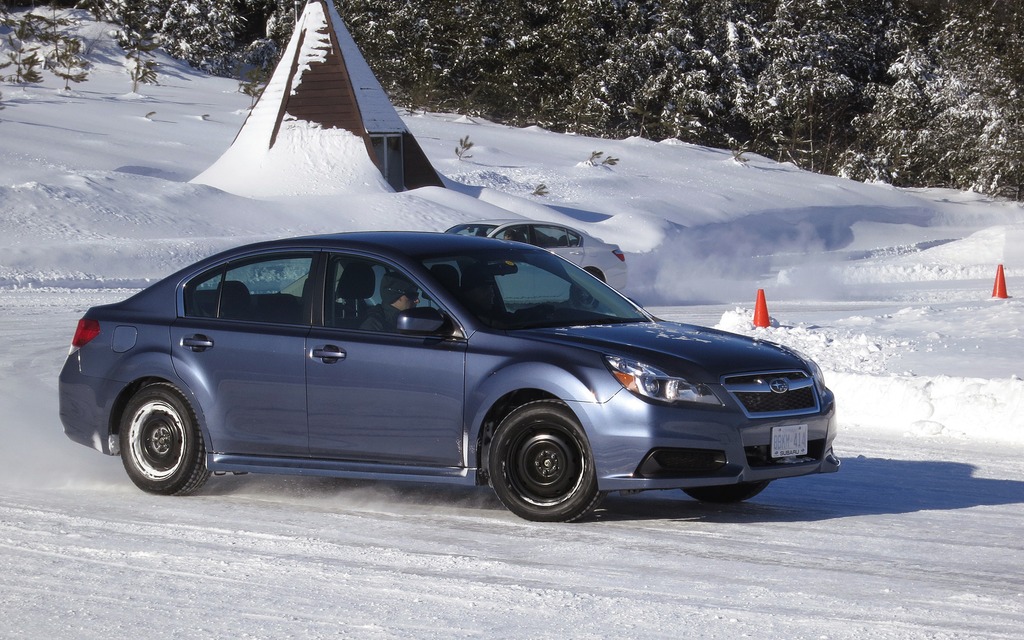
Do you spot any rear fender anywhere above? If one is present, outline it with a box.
[100,348,210,453]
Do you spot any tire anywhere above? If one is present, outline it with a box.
[683,480,771,503]
[488,400,604,522]
[119,383,210,495]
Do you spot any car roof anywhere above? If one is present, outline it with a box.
[449,220,591,235]
[456,219,579,227]
[201,231,516,264]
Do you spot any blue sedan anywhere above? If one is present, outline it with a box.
[59,232,839,521]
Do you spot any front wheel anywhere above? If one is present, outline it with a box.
[683,480,771,503]
[119,383,209,495]
[488,401,604,522]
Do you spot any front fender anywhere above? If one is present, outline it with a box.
[463,349,621,468]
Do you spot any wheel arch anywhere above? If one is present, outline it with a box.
[475,388,562,484]
[465,359,611,485]
[583,266,605,282]
[108,376,205,455]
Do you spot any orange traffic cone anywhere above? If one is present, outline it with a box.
[753,289,770,328]
[992,264,1009,299]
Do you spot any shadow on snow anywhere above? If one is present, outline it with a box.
[197,454,1023,524]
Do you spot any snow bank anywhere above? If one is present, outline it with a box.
[830,372,1024,443]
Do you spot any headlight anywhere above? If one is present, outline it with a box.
[604,355,721,406]
[791,349,827,393]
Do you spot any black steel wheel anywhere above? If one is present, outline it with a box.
[488,400,603,522]
[683,480,771,503]
[119,383,209,495]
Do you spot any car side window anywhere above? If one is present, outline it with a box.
[500,226,529,243]
[325,254,441,332]
[533,225,570,248]
[565,229,582,247]
[325,255,382,329]
[183,254,314,324]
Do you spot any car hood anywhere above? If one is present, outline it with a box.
[524,321,807,381]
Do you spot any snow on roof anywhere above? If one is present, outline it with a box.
[191,0,394,197]
[325,0,407,134]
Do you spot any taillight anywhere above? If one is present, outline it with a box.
[71,318,101,350]
[613,249,626,262]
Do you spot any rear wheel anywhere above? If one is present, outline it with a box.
[119,383,209,495]
[488,401,604,522]
[683,480,771,503]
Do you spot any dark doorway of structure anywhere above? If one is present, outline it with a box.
[371,134,404,191]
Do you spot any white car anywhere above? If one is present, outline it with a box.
[446,220,627,290]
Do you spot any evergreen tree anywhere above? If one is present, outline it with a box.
[2,11,45,86]
[158,0,242,75]
[86,0,163,90]
[844,44,937,186]
[238,62,270,108]
[751,0,885,172]
[925,9,1023,196]
[638,0,721,142]
[543,0,625,133]
[34,7,91,90]
[53,34,89,90]
[697,0,771,146]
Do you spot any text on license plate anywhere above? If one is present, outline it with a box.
[771,424,808,458]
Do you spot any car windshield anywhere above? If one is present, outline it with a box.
[421,247,648,330]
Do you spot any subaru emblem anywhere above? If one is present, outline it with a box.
[769,378,790,394]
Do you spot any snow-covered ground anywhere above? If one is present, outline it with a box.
[1,12,1022,638]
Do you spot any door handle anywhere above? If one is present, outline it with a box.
[312,344,346,364]
[182,334,214,352]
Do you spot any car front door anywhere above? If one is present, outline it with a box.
[171,252,315,456]
[305,254,468,467]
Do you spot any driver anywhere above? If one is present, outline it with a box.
[360,273,419,332]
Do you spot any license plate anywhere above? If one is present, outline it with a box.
[771,424,808,458]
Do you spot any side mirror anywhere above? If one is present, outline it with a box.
[397,307,451,336]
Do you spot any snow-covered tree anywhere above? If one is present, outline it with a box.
[158,0,241,75]
[698,0,771,145]
[844,44,937,186]
[751,0,888,172]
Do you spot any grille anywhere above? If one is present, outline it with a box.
[722,370,819,417]
[734,387,815,413]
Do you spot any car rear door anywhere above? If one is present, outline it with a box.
[305,254,468,467]
[171,252,315,456]
[531,225,584,266]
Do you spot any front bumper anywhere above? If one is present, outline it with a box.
[569,387,839,492]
